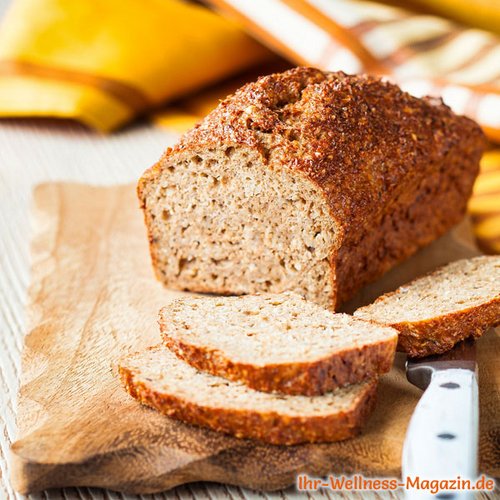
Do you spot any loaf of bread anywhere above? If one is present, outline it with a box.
[354,256,500,357]
[160,292,397,395]
[138,67,485,310]
[119,346,377,445]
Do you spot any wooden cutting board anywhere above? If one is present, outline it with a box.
[10,183,500,495]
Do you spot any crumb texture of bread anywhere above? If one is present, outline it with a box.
[118,346,378,445]
[138,67,486,309]
[160,292,397,395]
[354,256,500,357]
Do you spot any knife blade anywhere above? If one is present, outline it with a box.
[402,338,479,500]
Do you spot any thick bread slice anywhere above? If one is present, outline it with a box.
[354,256,500,358]
[160,292,397,395]
[119,346,378,445]
[138,67,485,310]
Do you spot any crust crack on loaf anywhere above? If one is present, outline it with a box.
[138,67,486,310]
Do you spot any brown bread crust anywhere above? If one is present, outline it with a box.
[119,363,378,445]
[161,326,397,396]
[385,298,500,358]
[139,67,486,308]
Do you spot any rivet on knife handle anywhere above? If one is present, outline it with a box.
[402,369,479,500]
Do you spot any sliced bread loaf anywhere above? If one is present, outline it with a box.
[160,292,397,395]
[138,67,485,310]
[354,256,500,357]
[119,346,378,445]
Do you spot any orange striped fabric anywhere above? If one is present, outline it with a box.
[206,0,500,143]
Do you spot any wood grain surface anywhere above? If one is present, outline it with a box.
[7,181,499,496]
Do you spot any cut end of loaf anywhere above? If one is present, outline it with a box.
[139,146,337,309]
[119,345,378,445]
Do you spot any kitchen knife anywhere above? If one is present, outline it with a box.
[402,339,479,500]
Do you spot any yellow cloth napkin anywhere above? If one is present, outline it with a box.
[470,150,500,254]
[0,0,270,131]
[153,59,292,131]
[404,0,500,36]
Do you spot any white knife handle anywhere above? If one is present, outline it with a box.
[403,369,479,500]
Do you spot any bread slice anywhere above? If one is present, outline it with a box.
[138,67,485,310]
[354,256,500,358]
[160,292,397,395]
[119,346,378,445]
